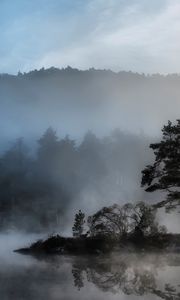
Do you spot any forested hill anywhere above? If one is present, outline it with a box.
[2,66,180,80]
[0,67,180,143]
[0,67,180,232]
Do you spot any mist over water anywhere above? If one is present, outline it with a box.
[0,68,180,299]
[1,0,180,296]
[0,233,180,300]
[0,68,180,233]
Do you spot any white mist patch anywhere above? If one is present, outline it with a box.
[0,231,43,266]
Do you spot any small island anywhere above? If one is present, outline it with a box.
[15,204,180,255]
[15,120,180,256]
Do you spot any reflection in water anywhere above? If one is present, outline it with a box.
[0,243,180,300]
[72,254,180,300]
[72,265,84,290]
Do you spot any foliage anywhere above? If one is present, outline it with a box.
[72,210,85,237]
[87,203,132,237]
[141,120,180,211]
[87,202,163,238]
[0,128,148,231]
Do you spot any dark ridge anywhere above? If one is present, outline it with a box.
[15,233,180,256]
[0,66,180,79]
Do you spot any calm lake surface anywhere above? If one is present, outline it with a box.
[0,233,180,300]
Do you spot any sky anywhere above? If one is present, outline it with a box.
[0,0,180,74]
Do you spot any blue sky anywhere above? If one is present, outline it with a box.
[0,0,180,74]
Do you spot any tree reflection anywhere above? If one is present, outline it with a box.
[72,266,84,290]
[72,254,180,299]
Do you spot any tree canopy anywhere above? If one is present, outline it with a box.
[87,202,165,238]
[0,128,148,231]
[141,120,180,211]
[72,210,85,237]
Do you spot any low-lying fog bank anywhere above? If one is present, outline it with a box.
[0,233,180,300]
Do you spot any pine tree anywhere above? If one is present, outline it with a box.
[141,120,180,211]
[72,210,85,237]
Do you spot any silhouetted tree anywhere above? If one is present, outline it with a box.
[78,131,106,186]
[88,202,165,239]
[141,120,180,211]
[87,204,132,238]
[131,202,158,237]
[37,127,59,163]
[72,210,85,237]
[0,138,31,222]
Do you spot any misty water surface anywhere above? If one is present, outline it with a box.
[0,233,180,300]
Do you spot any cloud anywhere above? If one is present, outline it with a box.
[0,0,180,73]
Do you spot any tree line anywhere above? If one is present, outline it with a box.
[73,119,180,239]
[72,202,167,239]
[1,118,180,232]
[0,127,148,231]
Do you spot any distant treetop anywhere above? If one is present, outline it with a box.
[0,67,179,80]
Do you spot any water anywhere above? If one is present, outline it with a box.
[0,234,180,300]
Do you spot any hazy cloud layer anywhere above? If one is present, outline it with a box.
[0,0,180,73]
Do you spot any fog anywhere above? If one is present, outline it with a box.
[1,68,180,144]
[0,127,152,233]
[0,67,180,299]
[0,233,180,300]
[0,67,180,233]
